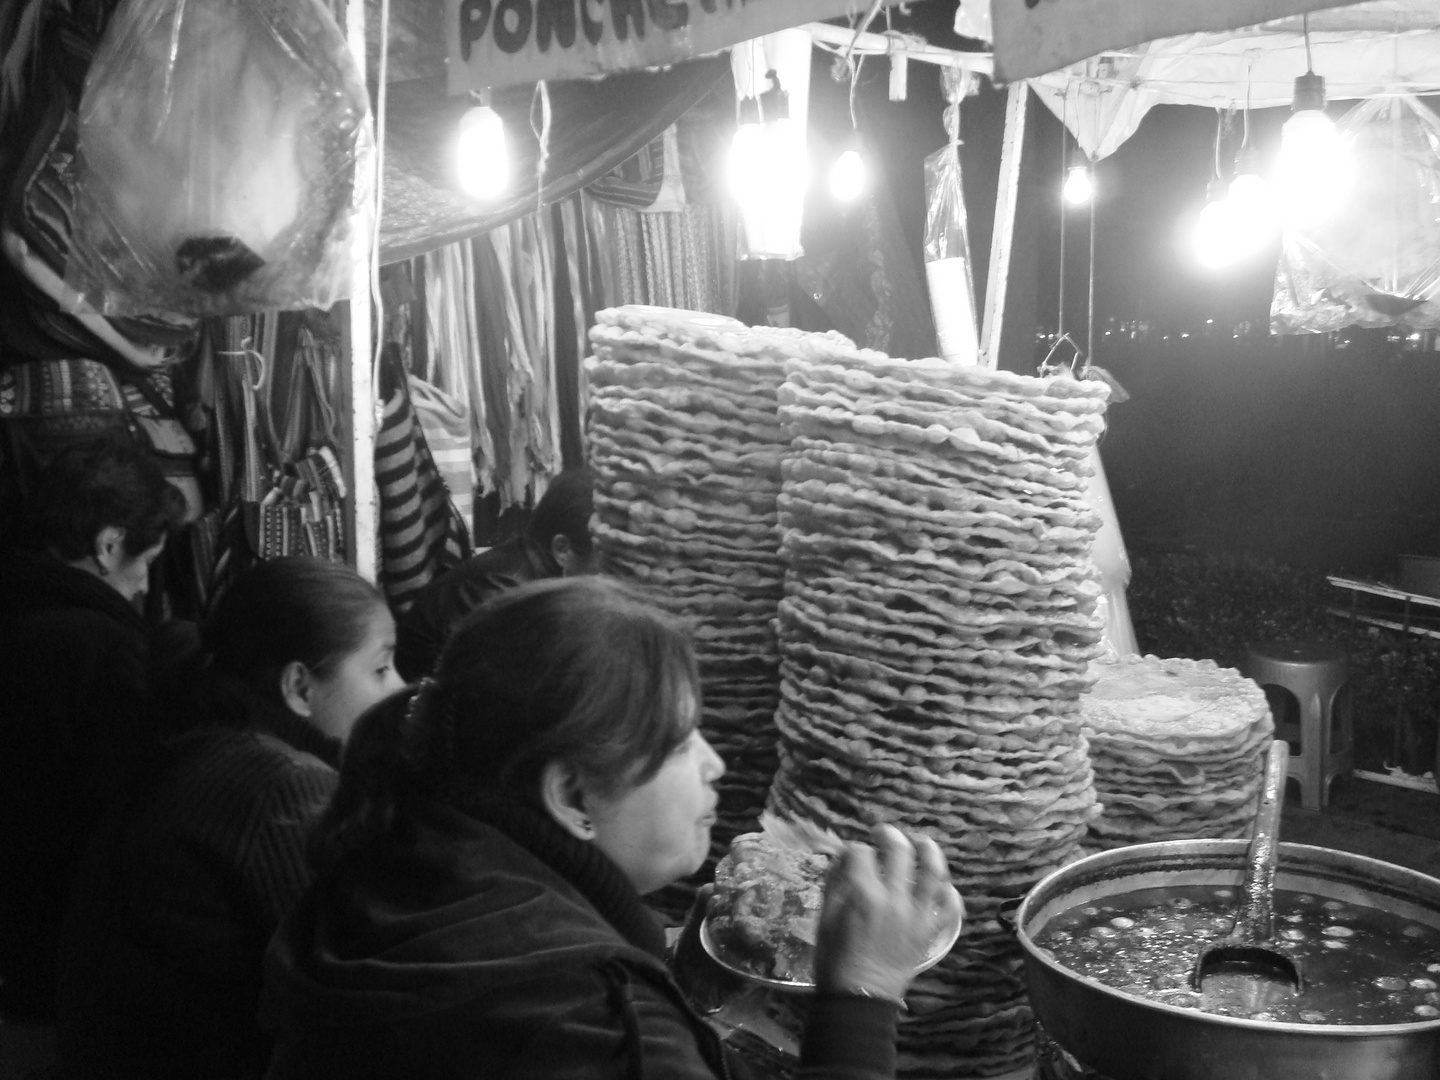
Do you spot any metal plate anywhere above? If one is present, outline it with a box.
[699,901,964,994]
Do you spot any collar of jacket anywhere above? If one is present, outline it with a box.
[439,788,669,961]
[2,548,149,631]
[247,697,343,769]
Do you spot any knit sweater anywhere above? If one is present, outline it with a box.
[0,550,155,1020]
[56,702,340,1080]
[395,534,558,679]
[260,793,898,1080]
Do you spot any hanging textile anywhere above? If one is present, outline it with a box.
[423,241,495,500]
[375,343,470,612]
[555,196,594,468]
[407,375,473,543]
[582,199,737,316]
[485,218,563,506]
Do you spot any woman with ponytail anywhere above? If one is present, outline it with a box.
[56,557,404,1080]
[260,576,960,1080]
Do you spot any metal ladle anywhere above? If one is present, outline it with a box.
[1191,739,1304,998]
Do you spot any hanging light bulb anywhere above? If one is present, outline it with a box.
[727,61,809,258]
[1194,177,1243,269]
[828,132,867,202]
[1275,70,1352,224]
[1063,153,1093,206]
[456,103,508,201]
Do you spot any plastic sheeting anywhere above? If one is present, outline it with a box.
[923,142,981,365]
[1022,2,1440,160]
[65,0,373,316]
[1272,94,1440,333]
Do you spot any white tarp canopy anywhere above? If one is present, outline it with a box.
[958,0,1440,159]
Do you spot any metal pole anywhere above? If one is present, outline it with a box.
[980,81,1028,370]
[1057,110,1066,345]
[1088,161,1096,364]
[345,0,378,581]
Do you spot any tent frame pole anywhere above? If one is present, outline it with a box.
[980,81,1028,370]
[344,0,378,581]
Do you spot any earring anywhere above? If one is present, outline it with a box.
[578,817,594,837]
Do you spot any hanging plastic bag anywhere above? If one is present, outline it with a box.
[924,68,981,365]
[64,0,374,317]
[1272,94,1440,334]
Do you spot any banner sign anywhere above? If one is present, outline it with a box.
[445,0,914,93]
[990,0,1348,83]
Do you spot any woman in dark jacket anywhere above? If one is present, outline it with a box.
[260,576,959,1079]
[56,558,405,1080]
[0,435,186,1021]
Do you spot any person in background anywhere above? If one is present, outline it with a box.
[395,467,600,680]
[261,577,959,1079]
[0,435,186,1022]
[56,557,404,1080]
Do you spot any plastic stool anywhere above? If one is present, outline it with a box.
[1243,639,1352,810]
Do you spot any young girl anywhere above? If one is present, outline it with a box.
[261,576,959,1079]
[57,557,404,1079]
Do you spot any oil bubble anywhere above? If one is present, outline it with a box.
[1110,917,1136,929]
[1374,976,1408,991]
[1416,1005,1440,1018]
[1294,894,1316,905]
[1212,888,1235,901]
[1089,926,1119,940]
[1279,929,1306,941]
[1411,978,1438,991]
[1299,1011,1327,1024]
[1322,901,1345,912]
[1402,925,1428,938]
[1081,906,1100,916]
[1322,940,1349,950]
[1171,897,1194,910]
[1322,926,1355,938]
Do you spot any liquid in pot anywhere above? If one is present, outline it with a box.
[1033,885,1440,1025]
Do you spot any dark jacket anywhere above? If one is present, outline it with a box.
[0,550,155,1020]
[395,535,557,679]
[56,701,340,1080]
[260,796,898,1080]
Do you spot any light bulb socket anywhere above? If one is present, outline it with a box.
[757,69,790,121]
[737,95,763,126]
[1206,176,1228,203]
[1292,71,1326,113]
[1067,149,1090,171]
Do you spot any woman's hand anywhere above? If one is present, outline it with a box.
[813,824,962,1005]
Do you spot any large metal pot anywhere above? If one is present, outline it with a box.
[1015,840,1440,1080]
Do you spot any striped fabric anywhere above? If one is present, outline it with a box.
[407,374,473,544]
[376,352,469,613]
[585,131,666,209]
